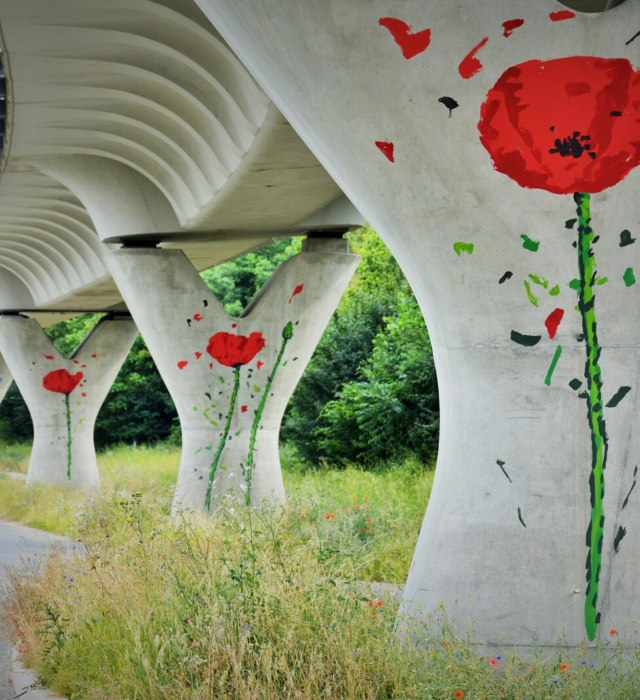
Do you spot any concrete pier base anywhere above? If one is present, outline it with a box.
[0,316,137,489]
[107,241,359,512]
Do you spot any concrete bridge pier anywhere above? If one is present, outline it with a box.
[106,239,359,513]
[0,315,138,489]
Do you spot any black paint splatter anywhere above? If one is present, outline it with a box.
[611,111,623,117]
[614,526,627,553]
[622,466,638,510]
[510,331,541,347]
[605,386,631,408]
[565,218,577,229]
[517,507,527,528]
[626,29,640,45]
[203,299,208,307]
[620,230,636,247]
[499,271,513,284]
[549,132,596,160]
[496,459,512,483]
[438,96,459,117]
[186,319,192,327]
[569,378,583,391]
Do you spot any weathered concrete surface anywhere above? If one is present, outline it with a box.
[199,0,640,647]
[0,520,70,700]
[0,317,137,488]
[0,356,12,406]
[107,241,359,512]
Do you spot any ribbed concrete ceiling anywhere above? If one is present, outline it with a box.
[0,0,360,322]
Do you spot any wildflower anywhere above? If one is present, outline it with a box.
[560,663,569,672]
[488,658,499,668]
[126,517,133,522]
[455,692,464,699]
[554,680,559,685]
[444,641,451,647]
[610,628,617,635]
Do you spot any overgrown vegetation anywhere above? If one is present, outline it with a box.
[3,467,640,700]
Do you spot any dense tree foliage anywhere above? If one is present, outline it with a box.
[0,228,440,464]
[282,227,439,464]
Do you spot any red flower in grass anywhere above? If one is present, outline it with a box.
[488,657,499,668]
[43,369,83,395]
[455,692,464,699]
[206,332,265,368]
[478,57,640,194]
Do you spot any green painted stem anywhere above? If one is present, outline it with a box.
[65,393,72,480]
[576,192,607,642]
[245,322,293,506]
[205,365,240,511]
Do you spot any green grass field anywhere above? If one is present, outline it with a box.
[2,444,640,699]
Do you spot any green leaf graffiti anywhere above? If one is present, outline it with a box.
[453,242,474,256]
[245,321,293,506]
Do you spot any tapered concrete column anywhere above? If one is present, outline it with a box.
[0,354,13,404]
[106,240,359,512]
[199,0,640,647]
[0,316,138,489]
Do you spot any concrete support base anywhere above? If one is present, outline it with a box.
[106,242,359,513]
[0,316,138,489]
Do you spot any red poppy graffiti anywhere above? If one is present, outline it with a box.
[206,331,266,368]
[204,331,265,509]
[479,57,640,195]
[479,56,640,641]
[43,369,83,479]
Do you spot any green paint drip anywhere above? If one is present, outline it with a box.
[549,284,560,296]
[205,365,240,511]
[568,279,580,291]
[520,234,539,252]
[596,277,608,286]
[245,321,293,506]
[544,345,562,386]
[623,267,636,287]
[575,193,607,642]
[528,273,548,289]
[524,280,539,307]
[453,242,474,256]
[65,393,72,480]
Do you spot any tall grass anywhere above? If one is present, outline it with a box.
[4,491,640,700]
[0,444,431,582]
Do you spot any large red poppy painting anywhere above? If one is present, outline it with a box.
[478,55,640,641]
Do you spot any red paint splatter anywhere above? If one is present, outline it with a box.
[81,364,87,368]
[177,361,188,369]
[459,37,489,79]
[42,353,54,360]
[209,363,213,369]
[232,323,237,329]
[91,353,97,358]
[73,360,80,364]
[82,392,87,397]
[378,17,431,59]
[193,313,203,322]
[545,308,565,339]
[195,351,202,359]
[241,405,248,413]
[289,284,304,304]
[375,141,395,162]
[478,57,640,194]
[502,19,524,38]
[257,361,264,370]
[550,10,575,21]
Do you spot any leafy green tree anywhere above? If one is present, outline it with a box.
[315,294,439,464]
[201,238,301,315]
